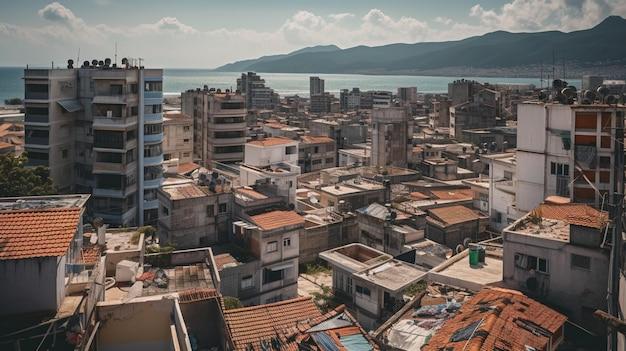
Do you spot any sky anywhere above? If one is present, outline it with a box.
[0,0,625,68]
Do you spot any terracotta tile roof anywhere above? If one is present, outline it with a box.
[161,183,208,200]
[431,188,473,200]
[428,205,480,226]
[410,191,431,200]
[533,203,608,229]
[177,162,201,175]
[248,137,296,147]
[250,210,304,231]
[0,208,81,260]
[80,246,101,265]
[178,288,220,303]
[214,253,238,270]
[544,195,570,205]
[225,297,322,351]
[423,288,567,351]
[0,141,13,150]
[235,187,268,200]
[300,135,335,144]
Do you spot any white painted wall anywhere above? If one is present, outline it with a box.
[244,142,298,167]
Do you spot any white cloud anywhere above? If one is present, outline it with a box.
[434,16,453,25]
[38,2,85,28]
[329,13,355,21]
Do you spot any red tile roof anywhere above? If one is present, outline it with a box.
[423,288,567,351]
[225,297,322,351]
[178,288,220,303]
[248,137,296,147]
[431,188,473,201]
[80,246,101,265]
[0,208,81,260]
[300,135,335,144]
[428,205,480,226]
[533,203,607,229]
[410,191,431,200]
[177,162,201,175]
[250,210,304,231]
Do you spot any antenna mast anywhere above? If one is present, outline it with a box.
[552,48,556,81]
[114,42,118,66]
[77,47,80,65]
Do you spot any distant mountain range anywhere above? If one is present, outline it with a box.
[214,16,626,77]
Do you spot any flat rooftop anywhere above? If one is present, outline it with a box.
[320,243,392,273]
[354,260,427,292]
[432,249,503,289]
[105,228,142,252]
[0,194,90,211]
[141,263,215,297]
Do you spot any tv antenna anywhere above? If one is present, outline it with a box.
[114,42,118,66]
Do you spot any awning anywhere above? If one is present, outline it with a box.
[57,99,83,113]
[269,262,294,271]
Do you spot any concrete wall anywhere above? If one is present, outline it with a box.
[503,230,609,332]
[0,255,64,315]
[244,142,298,167]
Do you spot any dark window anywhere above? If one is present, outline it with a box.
[220,101,244,110]
[144,81,162,92]
[206,204,214,216]
[162,206,169,216]
[571,254,591,270]
[355,285,371,296]
[550,162,556,175]
[219,203,227,213]
[263,268,283,284]
[214,145,243,154]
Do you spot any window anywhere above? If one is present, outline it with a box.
[515,253,549,273]
[263,268,283,284]
[571,254,591,270]
[312,159,322,165]
[183,152,190,157]
[183,138,190,142]
[355,285,371,297]
[285,146,296,155]
[503,171,513,180]
[266,241,277,253]
[162,206,169,216]
[206,204,214,216]
[325,157,334,164]
[283,237,291,247]
[183,126,190,132]
[240,275,253,289]
[550,162,569,176]
[219,203,227,213]
[61,149,68,159]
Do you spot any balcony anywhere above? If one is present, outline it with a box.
[24,114,49,124]
[93,116,137,129]
[144,112,163,123]
[93,207,136,226]
[93,95,131,105]
[211,122,246,131]
[144,177,163,189]
[144,132,163,144]
[212,137,246,145]
[24,92,49,100]
[26,158,49,167]
[144,154,163,166]
[143,198,159,210]
[93,161,136,174]
[93,183,137,198]
[25,136,49,146]
[144,91,163,99]
[213,152,244,162]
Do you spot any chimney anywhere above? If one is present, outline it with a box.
[97,225,106,246]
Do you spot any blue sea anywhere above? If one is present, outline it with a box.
[0,67,552,105]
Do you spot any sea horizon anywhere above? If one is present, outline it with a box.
[0,67,572,105]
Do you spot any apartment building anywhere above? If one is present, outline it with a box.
[181,88,246,167]
[162,111,193,163]
[239,137,301,205]
[310,93,333,114]
[236,72,278,110]
[23,61,164,226]
[340,88,361,110]
[449,100,498,140]
[371,107,413,167]
[397,87,417,105]
[361,90,392,109]
[217,210,304,305]
[298,135,336,172]
[309,76,325,96]
[516,102,626,212]
[429,98,451,128]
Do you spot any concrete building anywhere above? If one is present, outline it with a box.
[371,107,413,167]
[318,178,386,211]
[158,181,233,249]
[162,111,193,164]
[320,243,427,330]
[181,88,246,167]
[516,102,626,212]
[298,135,336,172]
[429,98,451,127]
[300,208,359,264]
[338,148,371,167]
[340,88,361,110]
[425,205,488,250]
[361,90,392,109]
[23,63,164,226]
[240,137,301,205]
[480,153,524,231]
[448,79,483,106]
[397,87,417,105]
[461,126,517,151]
[449,101,498,140]
[219,210,304,305]
[502,202,609,333]
[310,93,333,114]
[309,76,324,97]
[236,72,278,110]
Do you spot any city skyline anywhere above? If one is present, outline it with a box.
[1,0,625,68]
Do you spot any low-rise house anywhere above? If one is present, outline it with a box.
[338,148,371,166]
[320,243,427,330]
[318,178,386,211]
[502,202,609,333]
[422,288,567,351]
[481,152,524,231]
[419,158,459,180]
[300,208,359,264]
[298,135,336,172]
[219,209,304,305]
[158,181,233,248]
[426,205,488,251]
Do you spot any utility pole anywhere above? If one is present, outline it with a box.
[608,109,624,351]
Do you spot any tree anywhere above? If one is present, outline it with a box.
[0,154,55,197]
[223,296,243,310]
[3,98,22,105]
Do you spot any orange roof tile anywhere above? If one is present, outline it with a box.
[178,288,220,303]
[214,253,238,270]
[0,208,81,260]
[248,137,296,147]
[250,210,304,231]
[300,135,335,144]
[431,188,473,200]
[225,297,322,351]
[235,187,268,200]
[80,246,101,265]
[177,162,201,175]
[423,288,567,351]
[410,191,430,200]
[428,205,480,226]
[533,203,608,229]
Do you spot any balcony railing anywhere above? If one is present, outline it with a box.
[25,92,49,100]
[25,114,49,124]
[25,136,49,145]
